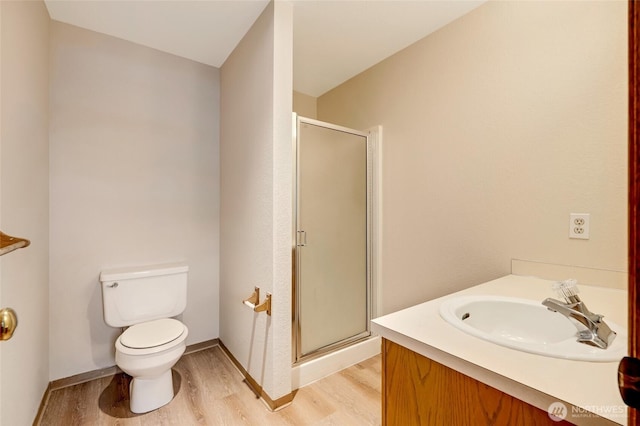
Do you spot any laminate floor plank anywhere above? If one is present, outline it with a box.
[274,386,337,425]
[39,346,381,426]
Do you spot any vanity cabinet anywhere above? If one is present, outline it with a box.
[381,338,572,425]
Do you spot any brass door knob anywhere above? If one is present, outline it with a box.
[0,308,17,341]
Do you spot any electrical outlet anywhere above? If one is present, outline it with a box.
[569,213,590,239]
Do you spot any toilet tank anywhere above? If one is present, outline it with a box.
[100,262,188,327]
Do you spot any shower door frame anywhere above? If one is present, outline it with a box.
[292,114,373,364]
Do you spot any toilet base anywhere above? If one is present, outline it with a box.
[129,369,174,414]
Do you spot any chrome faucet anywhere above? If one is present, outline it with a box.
[542,279,616,349]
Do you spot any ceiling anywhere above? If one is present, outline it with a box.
[44,0,485,97]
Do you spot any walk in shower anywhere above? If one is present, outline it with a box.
[293,115,377,369]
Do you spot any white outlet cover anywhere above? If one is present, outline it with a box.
[569,213,590,239]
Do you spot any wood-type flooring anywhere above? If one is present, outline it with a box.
[38,345,381,425]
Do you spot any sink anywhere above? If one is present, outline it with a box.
[439,295,627,362]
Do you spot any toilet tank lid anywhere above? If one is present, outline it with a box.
[100,262,188,282]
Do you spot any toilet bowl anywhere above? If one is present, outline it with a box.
[100,262,189,414]
[115,318,189,413]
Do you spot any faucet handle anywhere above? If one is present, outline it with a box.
[552,278,581,303]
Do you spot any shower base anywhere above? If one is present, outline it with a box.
[291,335,381,389]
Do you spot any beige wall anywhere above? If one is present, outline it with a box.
[0,1,50,423]
[318,1,628,314]
[293,90,317,118]
[220,1,293,400]
[49,22,220,380]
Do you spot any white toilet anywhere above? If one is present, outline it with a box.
[100,262,189,414]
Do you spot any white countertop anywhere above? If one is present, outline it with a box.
[371,274,628,426]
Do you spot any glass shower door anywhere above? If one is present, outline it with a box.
[295,116,370,362]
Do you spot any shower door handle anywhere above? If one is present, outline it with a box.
[297,230,307,247]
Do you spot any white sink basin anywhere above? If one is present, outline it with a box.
[439,295,627,362]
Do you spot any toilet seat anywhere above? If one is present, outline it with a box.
[116,319,188,356]
[121,318,184,349]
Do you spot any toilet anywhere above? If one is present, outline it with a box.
[100,262,189,414]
